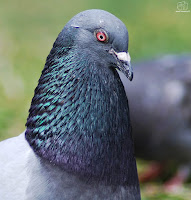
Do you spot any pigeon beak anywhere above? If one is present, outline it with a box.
[110,49,133,81]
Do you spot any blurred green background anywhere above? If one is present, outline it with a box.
[0,0,190,199]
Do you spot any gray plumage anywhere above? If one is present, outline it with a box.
[0,133,139,200]
[0,9,140,200]
[120,54,191,164]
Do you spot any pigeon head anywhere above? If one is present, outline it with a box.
[25,9,138,186]
[56,9,133,81]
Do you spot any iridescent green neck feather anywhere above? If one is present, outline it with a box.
[26,27,137,187]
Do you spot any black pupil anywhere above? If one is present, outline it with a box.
[100,35,104,39]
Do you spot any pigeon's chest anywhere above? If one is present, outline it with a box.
[27,177,135,200]
[26,159,138,200]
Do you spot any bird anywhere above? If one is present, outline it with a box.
[0,9,141,200]
[119,54,191,189]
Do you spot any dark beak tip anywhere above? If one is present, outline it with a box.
[129,72,133,81]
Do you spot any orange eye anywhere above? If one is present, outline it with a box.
[96,31,107,42]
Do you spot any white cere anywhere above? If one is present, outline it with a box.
[116,52,131,62]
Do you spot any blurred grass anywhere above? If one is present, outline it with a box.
[0,0,191,199]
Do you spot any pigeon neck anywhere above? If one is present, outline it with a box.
[25,48,138,186]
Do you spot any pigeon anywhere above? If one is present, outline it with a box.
[0,9,141,200]
[120,54,191,188]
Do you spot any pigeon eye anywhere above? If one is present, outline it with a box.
[96,31,108,42]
